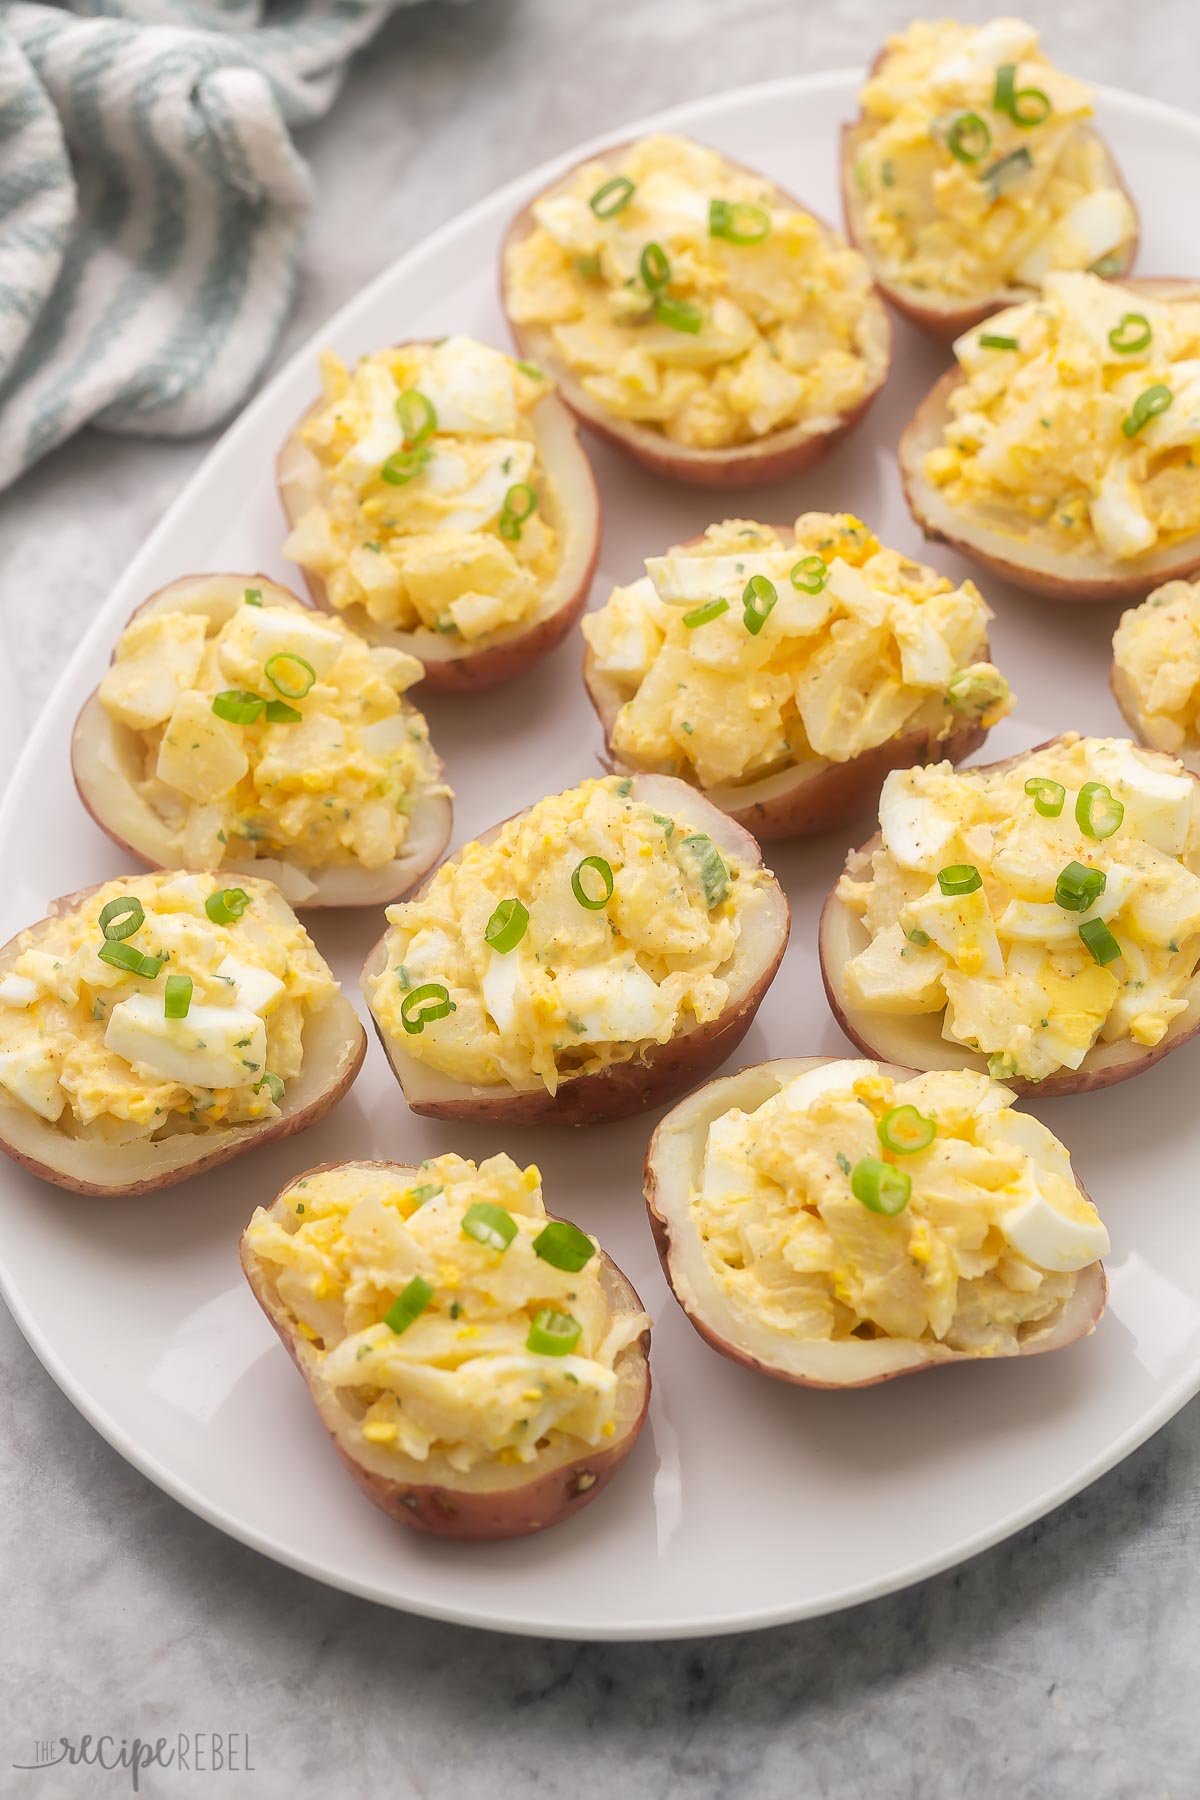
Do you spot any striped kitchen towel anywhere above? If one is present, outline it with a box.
[0,0,471,492]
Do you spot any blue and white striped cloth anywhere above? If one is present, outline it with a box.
[0,0,465,491]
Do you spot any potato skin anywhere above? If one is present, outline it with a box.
[240,1161,651,1539]
[0,883,365,1195]
[817,736,1200,1096]
[644,1056,1108,1388]
[275,350,601,693]
[361,777,790,1126]
[499,141,892,489]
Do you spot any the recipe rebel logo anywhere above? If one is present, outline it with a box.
[12,1733,255,1791]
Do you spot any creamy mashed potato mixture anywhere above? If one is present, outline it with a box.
[1113,580,1200,761]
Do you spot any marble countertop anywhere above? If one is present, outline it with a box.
[3,1,1199,1794]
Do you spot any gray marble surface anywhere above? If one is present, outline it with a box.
[3,1,1200,1794]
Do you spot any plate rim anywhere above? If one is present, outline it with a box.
[3,66,1200,1641]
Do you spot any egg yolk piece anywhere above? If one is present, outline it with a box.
[98,591,449,884]
[283,337,560,643]
[582,512,1011,789]
[244,1153,650,1473]
[691,1063,1106,1355]
[837,734,1200,1081]
[504,134,886,451]
[851,18,1135,302]
[923,273,1200,563]
[368,777,771,1095]
[1113,579,1200,761]
[0,874,340,1141]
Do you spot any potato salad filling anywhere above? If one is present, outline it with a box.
[0,875,338,1141]
[838,736,1200,1082]
[245,1155,650,1473]
[583,513,1010,787]
[504,134,883,450]
[851,18,1135,300]
[1113,581,1200,760]
[99,589,446,879]
[924,274,1200,562]
[283,336,560,642]
[369,778,768,1094]
[693,1061,1107,1354]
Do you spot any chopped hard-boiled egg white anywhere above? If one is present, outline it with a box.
[504,133,885,451]
[582,513,1012,789]
[368,776,769,1095]
[0,874,339,1141]
[282,336,560,643]
[838,734,1200,1081]
[243,1153,650,1474]
[924,273,1200,564]
[690,1062,1107,1353]
[99,590,447,875]
[852,18,1135,302]
[1113,579,1200,763]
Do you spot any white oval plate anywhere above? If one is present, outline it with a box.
[4,71,1200,1642]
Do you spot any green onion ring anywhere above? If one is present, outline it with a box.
[533,1219,596,1272]
[947,111,991,163]
[589,175,635,217]
[742,573,778,635]
[640,241,670,292]
[937,864,982,896]
[526,1308,582,1356]
[264,653,316,699]
[653,295,704,333]
[498,481,538,541]
[395,388,437,447]
[1108,312,1152,354]
[790,554,829,595]
[484,897,529,955]
[462,1202,518,1253]
[979,333,1020,350]
[399,983,456,1035]
[1024,776,1065,817]
[98,896,145,941]
[571,855,614,910]
[993,62,1052,126]
[264,699,302,724]
[381,445,431,485]
[851,1156,912,1216]
[243,587,263,606]
[709,198,771,244]
[1122,384,1172,437]
[205,887,251,925]
[682,598,730,629]
[212,690,265,725]
[877,1104,937,1156]
[1054,861,1106,913]
[164,973,193,1019]
[1076,781,1124,840]
[97,940,163,978]
[384,1275,434,1335]
[983,147,1033,194]
[1079,918,1122,966]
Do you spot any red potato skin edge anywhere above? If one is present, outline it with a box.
[643,1058,1108,1389]
[275,353,602,693]
[498,141,893,489]
[239,1162,651,1539]
[0,884,367,1195]
[817,735,1200,1096]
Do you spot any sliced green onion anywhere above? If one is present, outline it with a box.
[97,941,163,978]
[1090,253,1125,278]
[851,1156,911,1217]
[639,241,670,292]
[1025,776,1065,817]
[790,554,829,595]
[384,1275,434,1335]
[526,1308,582,1356]
[264,699,302,724]
[681,833,728,908]
[574,253,602,279]
[654,295,703,333]
[244,587,263,606]
[1122,384,1172,437]
[484,897,529,954]
[498,482,537,541]
[515,360,544,380]
[99,896,144,941]
[533,1218,596,1272]
[983,147,1033,195]
[164,973,192,1019]
[571,855,614,910]
[1076,781,1124,840]
[709,198,770,244]
[205,887,251,925]
[408,1182,442,1205]
[462,1202,518,1253]
[947,111,991,163]
[877,1105,936,1155]
[589,175,635,217]
[937,863,982,896]
[1079,918,1122,966]
[255,1071,285,1105]
[904,925,932,947]
[979,333,1020,351]
[380,445,431,485]
[742,574,777,635]
[682,597,729,629]
[264,653,316,699]
[212,690,265,725]
[993,62,1051,126]
[395,388,437,447]
[400,983,456,1035]
[988,1051,1020,1080]
[1108,312,1152,355]
[1054,861,1106,913]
